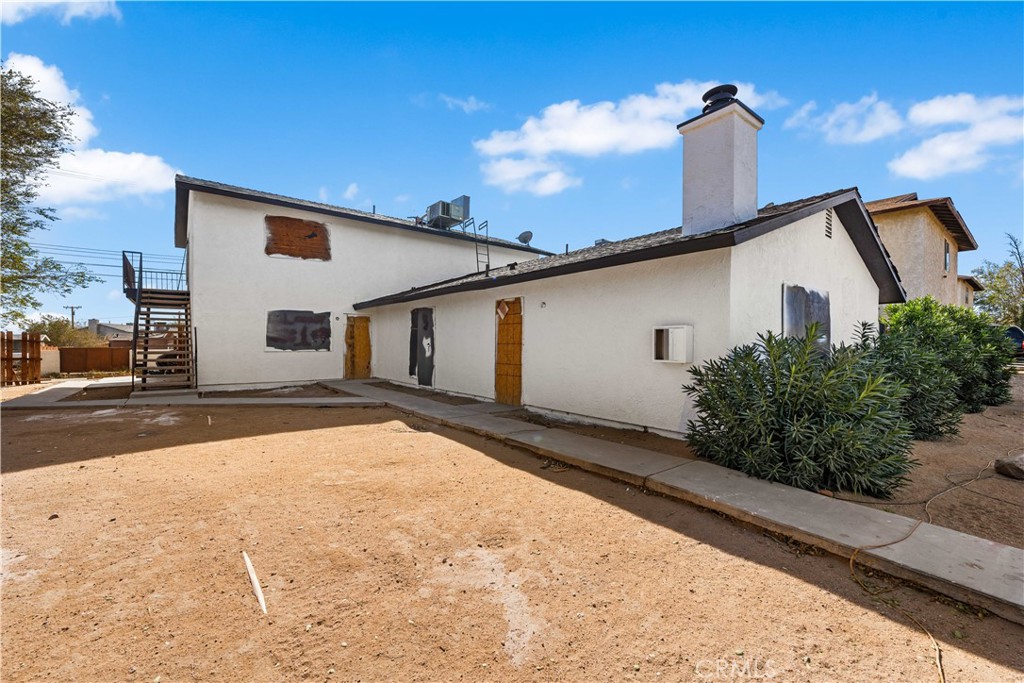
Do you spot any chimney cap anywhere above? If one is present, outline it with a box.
[677,83,764,131]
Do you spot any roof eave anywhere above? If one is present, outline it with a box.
[172,176,552,255]
[356,190,907,309]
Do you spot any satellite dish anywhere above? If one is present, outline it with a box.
[517,230,533,245]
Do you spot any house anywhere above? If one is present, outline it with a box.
[352,85,905,435]
[123,83,905,434]
[122,175,548,389]
[864,193,981,308]
[87,319,136,348]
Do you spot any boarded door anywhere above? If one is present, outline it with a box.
[344,316,372,379]
[495,298,522,405]
[410,308,434,386]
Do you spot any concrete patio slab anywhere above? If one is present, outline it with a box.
[127,396,383,407]
[507,428,686,486]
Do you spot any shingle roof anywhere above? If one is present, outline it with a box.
[355,188,907,309]
[173,175,551,255]
[865,193,977,251]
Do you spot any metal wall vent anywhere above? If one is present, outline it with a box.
[825,208,833,239]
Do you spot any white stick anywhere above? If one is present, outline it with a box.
[242,551,267,614]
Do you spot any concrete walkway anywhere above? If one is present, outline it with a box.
[5,377,1023,625]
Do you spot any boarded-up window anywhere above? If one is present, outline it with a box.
[266,310,331,351]
[265,216,330,260]
[783,284,830,350]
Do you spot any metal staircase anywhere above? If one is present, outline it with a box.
[123,251,193,391]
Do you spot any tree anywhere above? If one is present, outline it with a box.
[25,314,106,347]
[1,66,98,327]
[973,233,1024,328]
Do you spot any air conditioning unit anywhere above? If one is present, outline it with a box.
[426,195,470,229]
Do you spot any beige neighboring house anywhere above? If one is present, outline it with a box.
[865,193,981,307]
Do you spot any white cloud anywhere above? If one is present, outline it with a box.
[474,80,786,195]
[393,193,412,204]
[439,94,490,114]
[59,206,106,221]
[343,182,359,200]
[317,186,328,202]
[889,94,1024,180]
[784,93,903,143]
[2,1,120,25]
[481,157,581,196]
[5,52,177,205]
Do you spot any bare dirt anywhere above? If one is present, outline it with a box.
[839,373,1024,548]
[201,384,353,399]
[368,380,482,405]
[2,405,1021,682]
[59,385,133,402]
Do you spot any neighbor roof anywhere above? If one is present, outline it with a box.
[957,275,985,292]
[355,188,906,309]
[865,193,977,251]
[173,175,551,255]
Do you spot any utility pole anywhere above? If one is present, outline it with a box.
[63,305,82,327]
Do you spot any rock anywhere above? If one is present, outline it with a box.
[48,513,59,520]
[994,453,1024,480]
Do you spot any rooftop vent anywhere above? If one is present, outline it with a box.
[426,195,470,229]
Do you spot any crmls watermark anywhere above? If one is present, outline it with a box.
[694,657,778,680]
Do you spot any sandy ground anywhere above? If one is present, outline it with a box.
[201,384,353,399]
[840,374,1024,548]
[2,405,1021,682]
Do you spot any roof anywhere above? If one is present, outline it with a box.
[173,175,551,256]
[864,193,977,251]
[355,188,906,310]
[957,274,985,291]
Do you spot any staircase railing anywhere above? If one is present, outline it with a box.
[122,250,191,392]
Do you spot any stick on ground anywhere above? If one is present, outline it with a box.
[242,551,267,614]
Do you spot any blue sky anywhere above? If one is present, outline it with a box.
[4,1,1023,325]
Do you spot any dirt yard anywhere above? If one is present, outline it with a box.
[840,373,1024,548]
[2,405,1021,682]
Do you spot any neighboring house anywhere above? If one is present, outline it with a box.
[864,193,979,307]
[87,319,136,347]
[123,84,905,434]
[957,275,984,308]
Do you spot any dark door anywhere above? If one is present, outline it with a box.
[410,308,434,386]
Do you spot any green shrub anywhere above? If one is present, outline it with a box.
[853,323,962,440]
[683,326,915,498]
[882,297,1014,412]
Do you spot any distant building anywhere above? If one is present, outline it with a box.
[865,193,980,308]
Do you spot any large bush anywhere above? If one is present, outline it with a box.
[854,324,962,440]
[684,327,915,498]
[882,297,1014,412]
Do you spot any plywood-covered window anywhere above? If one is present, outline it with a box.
[265,216,330,260]
[783,284,831,351]
[266,310,331,351]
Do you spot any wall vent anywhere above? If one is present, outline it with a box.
[825,208,833,239]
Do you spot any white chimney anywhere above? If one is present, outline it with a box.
[677,85,764,236]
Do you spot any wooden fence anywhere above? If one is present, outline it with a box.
[1,332,43,386]
[59,347,131,373]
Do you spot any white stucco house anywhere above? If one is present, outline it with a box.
[125,84,905,434]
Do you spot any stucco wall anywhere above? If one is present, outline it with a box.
[365,208,883,436]
[729,210,881,346]
[368,249,735,435]
[874,208,959,305]
[187,192,539,388]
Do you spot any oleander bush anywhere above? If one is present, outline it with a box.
[853,323,962,440]
[684,325,916,498]
[882,297,1014,412]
